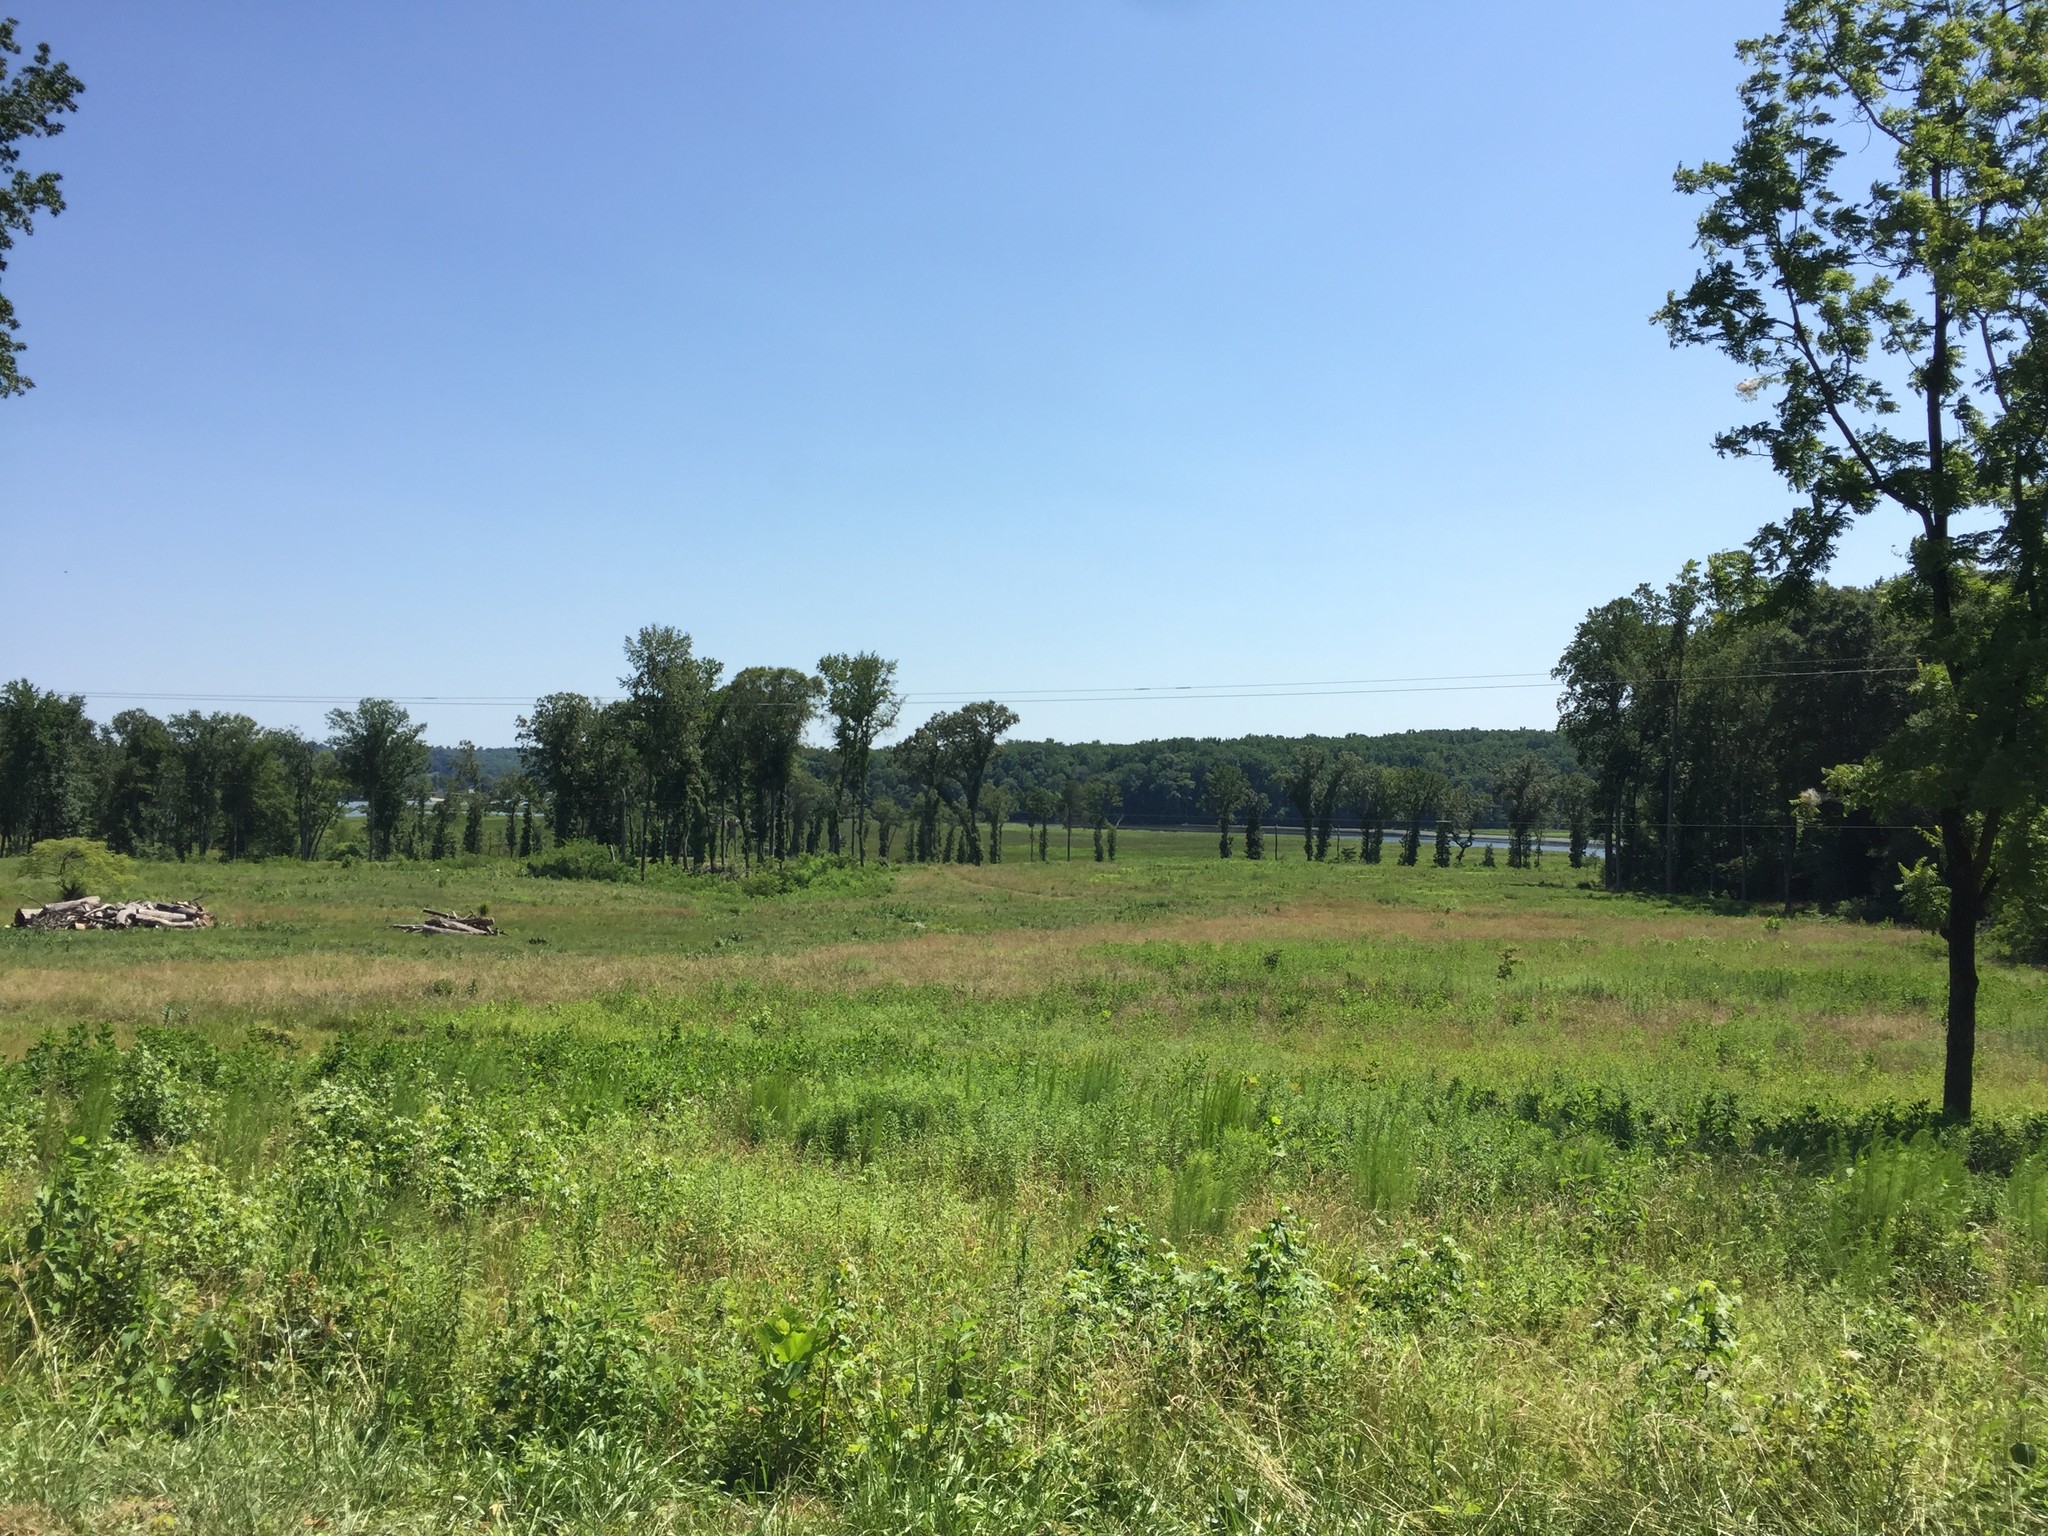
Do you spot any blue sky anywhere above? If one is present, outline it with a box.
[2,0,1910,745]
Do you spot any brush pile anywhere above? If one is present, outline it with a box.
[13,897,214,931]
[391,908,501,937]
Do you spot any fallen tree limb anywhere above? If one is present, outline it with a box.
[390,908,500,937]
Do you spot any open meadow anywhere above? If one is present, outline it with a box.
[0,837,2046,1534]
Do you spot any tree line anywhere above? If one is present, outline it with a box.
[0,630,1015,874]
[1556,560,1924,912]
[0,657,1592,873]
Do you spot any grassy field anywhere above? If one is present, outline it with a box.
[0,836,2045,1533]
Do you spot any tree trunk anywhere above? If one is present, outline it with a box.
[1943,901,1978,1125]
[1939,805,1990,1124]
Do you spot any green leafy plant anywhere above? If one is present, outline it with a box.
[113,1043,213,1149]
[20,837,133,901]
[525,839,631,882]
[1353,1234,1471,1329]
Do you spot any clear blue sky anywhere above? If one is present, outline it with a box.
[3,0,1909,746]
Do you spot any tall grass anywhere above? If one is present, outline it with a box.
[0,849,2041,1530]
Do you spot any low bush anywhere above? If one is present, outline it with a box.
[19,838,134,901]
[525,840,631,881]
[740,855,892,899]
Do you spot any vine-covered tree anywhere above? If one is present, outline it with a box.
[1202,761,1248,858]
[1348,763,1389,865]
[1243,791,1268,861]
[1391,765,1445,867]
[1284,745,1329,861]
[1496,755,1553,869]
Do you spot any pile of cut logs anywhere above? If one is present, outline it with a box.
[13,897,214,931]
[391,908,500,937]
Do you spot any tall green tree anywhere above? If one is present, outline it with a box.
[272,729,341,861]
[1441,783,1480,864]
[450,741,483,794]
[1391,765,1445,867]
[327,699,429,861]
[1284,745,1329,861]
[1349,763,1388,865]
[1022,786,1058,861]
[430,792,454,861]
[102,709,182,857]
[1555,773,1595,870]
[623,626,721,873]
[1658,0,2048,1117]
[0,680,91,853]
[167,711,260,860]
[1496,755,1553,870]
[0,19,82,397]
[1324,752,1360,860]
[1202,761,1249,858]
[1243,791,1268,861]
[912,702,1019,866]
[213,717,275,861]
[981,781,1012,864]
[818,652,901,865]
[720,666,823,865]
[1061,779,1085,861]
[517,693,626,851]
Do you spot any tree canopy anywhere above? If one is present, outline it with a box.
[0,18,83,397]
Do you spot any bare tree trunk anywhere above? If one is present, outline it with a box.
[1939,807,1990,1124]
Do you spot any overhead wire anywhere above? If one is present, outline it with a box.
[45,659,1924,712]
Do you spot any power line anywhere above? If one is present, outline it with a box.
[44,660,1922,712]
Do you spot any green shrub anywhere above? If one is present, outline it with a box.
[6,1138,154,1353]
[526,840,631,881]
[1651,1279,1741,1385]
[491,1289,665,1447]
[114,1042,215,1148]
[740,855,891,899]
[20,837,134,901]
[295,1078,423,1183]
[1352,1234,1472,1329]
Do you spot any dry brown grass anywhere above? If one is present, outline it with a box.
[0,870,1925,1036]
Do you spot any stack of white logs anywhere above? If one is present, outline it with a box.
[390,907,500,937]
[13,897,214,931]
